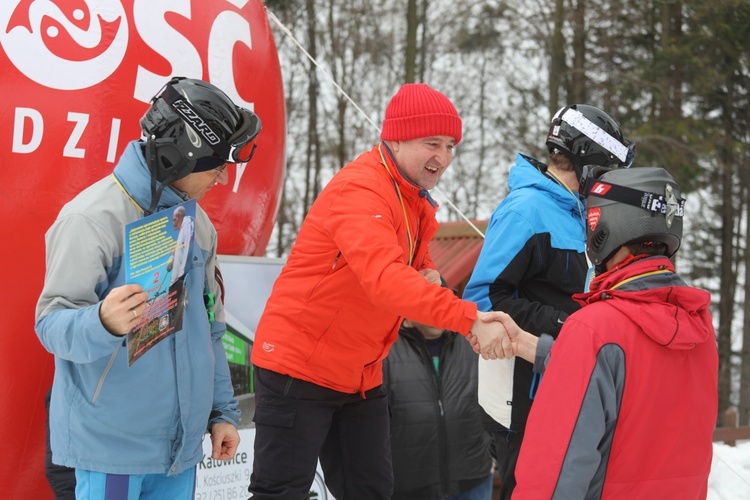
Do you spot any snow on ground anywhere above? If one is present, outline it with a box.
[709,441,750,498]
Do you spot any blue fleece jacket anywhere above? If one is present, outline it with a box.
[36,141,239,475]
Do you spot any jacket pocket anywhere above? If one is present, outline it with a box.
[252,405,295,429]
[91,346,120,403]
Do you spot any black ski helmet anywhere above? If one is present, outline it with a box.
[546,104,635,184]
[585,167,685,269]
[140,77,261,183]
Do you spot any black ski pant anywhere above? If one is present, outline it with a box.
[248,367,393,500]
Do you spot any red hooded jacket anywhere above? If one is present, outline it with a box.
[514,256,718,499]
[251,144,476,394]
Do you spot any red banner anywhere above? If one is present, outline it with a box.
[0,1,285,496]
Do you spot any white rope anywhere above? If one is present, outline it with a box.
[266,7,485,239]
[432,186,485,238]
[266,9,380,132]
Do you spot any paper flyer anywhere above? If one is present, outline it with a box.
[124,198,197,365]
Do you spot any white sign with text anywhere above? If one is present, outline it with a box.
[196,428,333,500]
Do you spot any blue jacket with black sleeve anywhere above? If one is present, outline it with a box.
[463,152,587,431]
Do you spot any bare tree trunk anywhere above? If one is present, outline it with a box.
[405,0,418,83]
[718,113,737,425]
[660,0,683,120]
[327,1,348,171]
[741,184,750,425]
[275,185,288,258]
[471,57,487,219]
[303,0,320,215]
[570,0,586,103]
[549,0,565,114]
[418,0,429,82]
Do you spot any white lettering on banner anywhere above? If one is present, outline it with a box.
[65,112,89,159]
[107,118,122,163]
[132,0,202,104]
[3,1,259,170]
[0,1,128,90]
[225,0,251,8]
[1,0,257,108]
[207,11,255,110]
[11,107,124,160]
[233,163,248,193]
[12,107,43,153]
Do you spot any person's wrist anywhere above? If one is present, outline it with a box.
[517,332,538,363]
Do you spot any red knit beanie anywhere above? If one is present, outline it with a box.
[380,83,462,145]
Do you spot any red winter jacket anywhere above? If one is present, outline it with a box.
[252,143,476,394]
[514,256,718,499]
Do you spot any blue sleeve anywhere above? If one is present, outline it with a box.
[35,214,124,363]
[206,253,240,427]
[464,200,567,334]
[208,320,240,427]
[463,204,533,311]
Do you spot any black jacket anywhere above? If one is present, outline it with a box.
[384,326,492,499]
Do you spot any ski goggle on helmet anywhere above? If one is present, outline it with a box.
[585,167,684,268]
[547,104,636,172]
[147,77,262,169]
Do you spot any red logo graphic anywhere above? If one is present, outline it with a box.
[588,207,602,231]
[590,182,612,195]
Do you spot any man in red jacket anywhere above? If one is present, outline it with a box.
[247,83,511,499]
[485,167,718,499]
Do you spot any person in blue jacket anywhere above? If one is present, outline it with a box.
[462,104,634,499]
[35,77,261,500]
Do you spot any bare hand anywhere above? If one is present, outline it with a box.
[466,332,480,355]
[480,311,538,363]
[419,268,442,286]
[210,421,240,460]
[99,284,148,336]
[471,311,512,360]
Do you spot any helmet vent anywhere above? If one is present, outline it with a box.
[592,228,607,250]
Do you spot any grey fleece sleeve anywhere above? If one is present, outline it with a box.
[533,333,556,374]
[553,343,626,499]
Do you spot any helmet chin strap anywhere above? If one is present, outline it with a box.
[144,140,190,216]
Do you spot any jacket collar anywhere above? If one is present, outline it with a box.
[510,153,584,213]
[378,142,438,208]
[574,255,713,350]
[112,141,188,214]
[578,255,677,303]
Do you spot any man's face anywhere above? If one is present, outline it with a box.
[171,164,229,200]
[390,136,455,190]
[172,211,184,231]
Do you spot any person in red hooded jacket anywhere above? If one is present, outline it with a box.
[247,83,511,499]
[482,167,718,499]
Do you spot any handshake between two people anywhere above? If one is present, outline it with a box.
[467,311,538,363]
[416,269,537,362]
